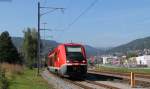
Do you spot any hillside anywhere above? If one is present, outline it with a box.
[108,36,150,53]
[84,45,104,57]
[12,37,102,57]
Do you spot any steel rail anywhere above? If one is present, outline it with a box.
[85,80,120,89]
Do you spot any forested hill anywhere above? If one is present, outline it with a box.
[12,37,103,57]
[108,36,150,53]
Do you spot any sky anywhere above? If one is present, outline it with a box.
[1,0,150,47]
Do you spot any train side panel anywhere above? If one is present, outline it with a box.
[47,48,59,72]
[47,45,66,74]
[58,45,66,67]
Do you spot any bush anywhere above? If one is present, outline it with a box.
[0,68,9,89]
[1,63,24,77]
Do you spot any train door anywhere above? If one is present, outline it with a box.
[54,51,60,68]
[48,56,54,67]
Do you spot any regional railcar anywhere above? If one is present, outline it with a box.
[47,43,87,77]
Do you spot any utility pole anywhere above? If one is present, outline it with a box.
[37,1,64,75]
[37,2,40,75]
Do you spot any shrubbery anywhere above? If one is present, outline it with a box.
[0,63,24,89]
[23,28,38,69]
[0,68,9,89]
[0,31,22,64]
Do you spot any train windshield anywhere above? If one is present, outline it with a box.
[65,46,84,61]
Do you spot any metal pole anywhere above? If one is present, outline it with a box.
[37,2,64,75]
[37,2,40,75]
[130,72,135,88]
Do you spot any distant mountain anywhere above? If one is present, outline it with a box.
[12,37,23,49]
[40,39,59,55]
[84,45,104,57]
[11,37,103,57]
[108,36,150,54]
[12,37,59,55]
[97,47,113,51]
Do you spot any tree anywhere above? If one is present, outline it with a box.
[126,52,138,59]
[22,28,38,69]
[0,31,22,64]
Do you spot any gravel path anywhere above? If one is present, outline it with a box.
[42,70,107,89]
[41,70,83,89]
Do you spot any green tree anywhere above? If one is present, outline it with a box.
[23,28,38,69]
[0,31,22,64]
[126,52,138,59]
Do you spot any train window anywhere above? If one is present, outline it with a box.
[66,52,84,61]
[65,46,84,61]
[66,46,82,52]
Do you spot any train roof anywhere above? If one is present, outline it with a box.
[60,43,83,46]
[48,43,84,56]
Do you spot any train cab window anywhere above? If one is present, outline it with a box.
[65,46,85,61]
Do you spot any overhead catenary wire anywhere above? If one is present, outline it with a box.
[38,0,65,40]
[40,0,98,42]
[55,0,98,43]
[66,0,99,30]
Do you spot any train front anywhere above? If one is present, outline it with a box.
[64,44,87,76]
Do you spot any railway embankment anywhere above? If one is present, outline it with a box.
[1,63,53,89]
[42,69,150,89]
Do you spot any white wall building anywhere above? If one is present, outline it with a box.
[136,55,150,67]
[102,56,118,64]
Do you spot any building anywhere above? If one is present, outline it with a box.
[102,56,118,65]
[136,55,150,67]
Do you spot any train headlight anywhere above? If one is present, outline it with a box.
[82,60,86,63]
[67,60,70,63]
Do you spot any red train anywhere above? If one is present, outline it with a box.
[47,43,87,77]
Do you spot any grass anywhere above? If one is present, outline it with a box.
[9,68,54,89]
[95,65,150,74]
[1,63,24,79]
[0,63,54,89]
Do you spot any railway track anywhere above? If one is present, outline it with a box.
[62,77,122,89]
[84,80,120,89]
[88,70,150,88]
[62,78,93,89]
[88,70,150,79]
[42,70,122,89]
[65,78,121,89]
